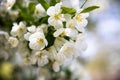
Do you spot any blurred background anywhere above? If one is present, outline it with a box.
[0,0,120,80]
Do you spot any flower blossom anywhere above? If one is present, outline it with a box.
[34,3,46,18]
[8,37,19,47]
[31,50,49,66]
[29,31,48,50]
[6,0,16,10]
[73,10,89,32]
[11,21,26,38]
[47,2,65,29]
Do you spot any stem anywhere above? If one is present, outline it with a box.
[80,0,88,8]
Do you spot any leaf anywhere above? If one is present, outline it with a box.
[29,2,36,14]
[38,0,50,10]
[50,0,61,6]
[56,0,61,3]
[45,26,55,48]
[81,6,100,13]
[50,0,57,6]
[20,12,34,22]
[61,7,76,14]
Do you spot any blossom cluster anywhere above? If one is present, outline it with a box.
[6,0,89,72]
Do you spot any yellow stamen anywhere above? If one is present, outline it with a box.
[69,23,74,28]
[36,10,41,14]
[60,31,66,36]
[64,46,71,53]
[37,38,43,44]
[54,14,61,20]
[19,28,23,32]
[76,14,83,22]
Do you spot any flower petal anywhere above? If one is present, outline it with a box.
[47,6,56,16]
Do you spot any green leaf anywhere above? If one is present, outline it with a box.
[38,0,50,10]
[20,12,34,22]
[56,0,61,3]
[61,7,76,14]
[50,0,61,6]
[29,2,36,14]
[50,0,57,6]
[45,26,55,48]
[81,6,100,13]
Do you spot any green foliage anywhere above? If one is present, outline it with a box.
[50,0,57,6]
[61,7,76,14]
[29,2,36,14]
[81,6,100,13]
[38,0,50,10]
[50,0,61,6]
[45,26,55,48]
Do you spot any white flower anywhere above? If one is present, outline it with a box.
[66,19,76,29]
[52,61,60,72]
[64,28,78,38]
[8,37,19,47]
[53,28,78,38]
[8,10,19,20]
[53,28,65,37]
[24,32,31,41]
[58,42,76,59]
[32,50,49,66]
[36,24,48,35]
[29,32,48,50]
[27,25,36,33]
[74,10,89,32]
[54,37,66,51]
[6,0,16,10]
[10,21,26,37]
[47,2,65,29]
[75,33,87,51]
[24,25,36,41]
[47,46,58,61]
[34,3,46,18]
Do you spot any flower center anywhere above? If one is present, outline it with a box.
[60,31,66,36]
[36,10,41,14]
[37,38,43,44]
[69,23,74,28]
[54,14,61,20]
[19,28,23,32]
[76,14,83,22]
[10,40,16,46]
[64,46,71,54]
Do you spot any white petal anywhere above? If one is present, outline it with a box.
[54,2,62,13]
[6,0,16,10]
[24,32,31,41]
[81,13,89,18]
[8,37,19,47]
[38,55,48,66]
[64,14,71,21]
[27,25,36,33]
[76,19,88,27]
[65,28,78,38]
[53,28,64,37]
[29,32,44,41]
[48,17,63,29]
[47,6,56,16]
[66,19,76,28]
[75,26,85,32]
[48,16,55,26]
[52,62,60,72]
[43,38,48,46]
[55,20,63,29]
[29,38,45,50]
